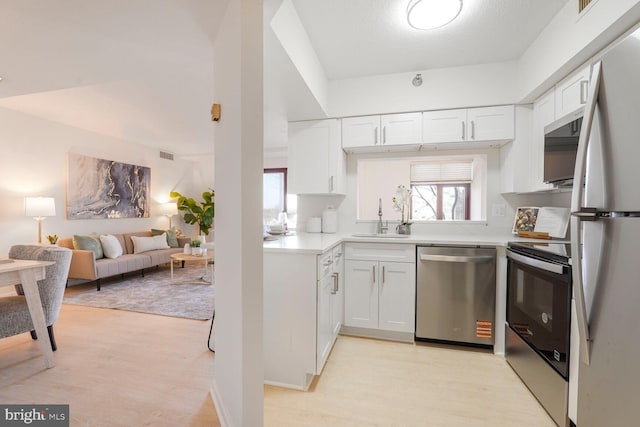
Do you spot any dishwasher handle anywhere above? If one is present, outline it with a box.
[419,253,494,263]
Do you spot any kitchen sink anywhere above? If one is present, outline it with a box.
[351,233,410,238]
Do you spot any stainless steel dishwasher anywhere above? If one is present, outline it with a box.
[416,245,496,348]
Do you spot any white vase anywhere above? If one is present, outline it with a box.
[198,235,206,245]
[183,243,191,255]
[191,247,203,256]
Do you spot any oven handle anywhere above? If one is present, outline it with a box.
[506,249,565,275]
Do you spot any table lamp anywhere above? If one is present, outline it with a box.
[25,197,56,244]
[161,202,178,229]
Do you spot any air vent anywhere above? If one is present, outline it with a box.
[159,151,174,161]
[579,0,592,13]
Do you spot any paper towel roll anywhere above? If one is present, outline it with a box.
[308,217,322,233]
[322,206,337,233]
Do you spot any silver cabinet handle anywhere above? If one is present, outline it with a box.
[382,265,385,283]
[372,265,376,283]
[505,249,564,274]
[383,126,386,144]
[331,272,338,294]
[471,120,475,139]
[580,80,589,104]
[329,176,334,192]
[420,254,494,263]
[374,127,378,145]
[461,121,465,140]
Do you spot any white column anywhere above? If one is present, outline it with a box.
[211,0,264,426]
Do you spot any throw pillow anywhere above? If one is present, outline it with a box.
[131,234,170,254]
[73,234,104,259]
[151,228,179,248]
[99,234,123,259]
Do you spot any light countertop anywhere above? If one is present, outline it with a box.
[263,232,565,254]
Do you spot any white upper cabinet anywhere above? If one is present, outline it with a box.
[288,119,346,195]
[467,105,515,141]
[423,105,514,145]
[380,112,422,145]
[555,64,591,119]
[342,112,421,152]
[422,109,467,143]
[341,115,381,149]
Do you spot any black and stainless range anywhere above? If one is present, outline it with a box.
[505,242,572,427]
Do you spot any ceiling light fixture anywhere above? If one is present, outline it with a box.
[412,74,423,87]
[407,0,463,30]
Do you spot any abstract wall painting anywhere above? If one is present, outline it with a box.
[67,153,150,220]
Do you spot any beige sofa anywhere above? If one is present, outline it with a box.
[59,231,191,291]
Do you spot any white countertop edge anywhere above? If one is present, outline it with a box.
[264,232,568,254]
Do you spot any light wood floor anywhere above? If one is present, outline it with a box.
[0,305,219,427]
[264,336,557,427]
[0,305,556,427]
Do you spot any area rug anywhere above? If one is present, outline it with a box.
[63,263,215,320]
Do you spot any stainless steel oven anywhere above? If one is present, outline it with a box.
[505,242,572,427]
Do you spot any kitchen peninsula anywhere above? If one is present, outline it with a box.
[263,231,548,390]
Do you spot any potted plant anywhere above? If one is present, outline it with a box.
[392,185,412,235]
[190,239,203,256]
[169,189,215,238]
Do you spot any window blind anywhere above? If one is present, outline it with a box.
[410,160,473,182]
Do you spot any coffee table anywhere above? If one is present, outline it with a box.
[170,251,214,285]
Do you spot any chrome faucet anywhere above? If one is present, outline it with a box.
[377,198,388,234]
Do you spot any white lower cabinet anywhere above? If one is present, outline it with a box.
[316,245,344,372]
[344,243,416,335]
[263,244,344,391]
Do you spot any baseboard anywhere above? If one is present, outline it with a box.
[340,326,414,343]
[210,382,230,427]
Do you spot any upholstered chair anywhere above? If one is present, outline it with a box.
[0,245,72,351]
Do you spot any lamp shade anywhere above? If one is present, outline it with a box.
[160,202,178,217]
[25,197,56,218]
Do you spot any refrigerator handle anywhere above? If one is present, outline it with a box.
[570,61,602,367]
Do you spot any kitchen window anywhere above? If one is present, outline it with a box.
[263,168,297,228]
[410,160,472,221]
[357,154,486,222]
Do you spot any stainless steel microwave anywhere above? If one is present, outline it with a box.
[543,108,584,187]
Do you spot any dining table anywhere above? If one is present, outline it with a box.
[0,259,55,368]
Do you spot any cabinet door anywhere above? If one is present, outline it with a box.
[288,119,344,195]
[316,272,334,373]
[331,245,345,336]
[555,64,591,119]
[532,90,555,191]
[342,116,381,149]
[344,260,378,329]
[381,112,422,145]
[467,105,515,141]
[378,262,416,333]
[422,109,467,143]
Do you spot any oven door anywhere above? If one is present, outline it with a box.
[506,249,572,379]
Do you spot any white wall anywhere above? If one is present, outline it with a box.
[0,107,203,256]
[211,0,264,425]
[518,0,640,102]
[329,61,519,118]
[270,0,329,115]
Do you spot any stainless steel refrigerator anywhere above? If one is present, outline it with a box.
[570,26,640,427]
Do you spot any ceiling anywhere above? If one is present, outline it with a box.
[292,0,569,80]
[0,0,569,157]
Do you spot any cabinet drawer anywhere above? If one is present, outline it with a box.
[317,250,333,279]
[345,243,415,263]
